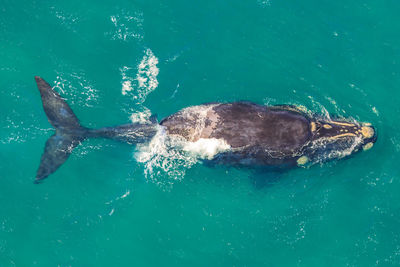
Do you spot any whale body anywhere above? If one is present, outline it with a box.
[34,76,377,183]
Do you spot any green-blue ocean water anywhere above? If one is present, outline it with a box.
[1,0,400,265]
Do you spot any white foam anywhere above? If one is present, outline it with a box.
[134,123,232,189]
[120,66,133,95]
[307,95,331,120]
[135,127,197,190]
[257,0,271,7]
[324,96,348,116]
[372,106,379,116]
[129,106,152,123]
[183,138,231,160]
[121,80,132,95]
[120,191,130,199]
[120,48,159,104]
[136,48,159,101]
[109,11,143,41]
[120,49,159,133]
[53,71,98,107]
[118,49,163,184]
[131,103,229,188]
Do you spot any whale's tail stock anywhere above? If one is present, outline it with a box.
[34,76,158,183]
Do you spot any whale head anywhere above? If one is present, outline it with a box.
[298,118,377,165]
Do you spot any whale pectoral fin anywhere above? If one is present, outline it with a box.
[35,133,83,183]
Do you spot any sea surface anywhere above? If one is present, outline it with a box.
[1,0,400,266]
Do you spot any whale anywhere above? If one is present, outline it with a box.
[34,76,377,183]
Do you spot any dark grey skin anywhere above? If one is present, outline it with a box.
[34,76,377,183]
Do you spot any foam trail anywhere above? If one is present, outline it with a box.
[135,48,159,102]
[120,48,159,104]
[120,66,133,95]
[120,48,178,187]
[120,48,159,124]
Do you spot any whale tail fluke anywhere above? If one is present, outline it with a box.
[35,76,82,131]
[34,76,158,183]
[34,76,88,183]
[35,133,85,183]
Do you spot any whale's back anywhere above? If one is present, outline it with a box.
[212,103,311,152]
[161,102,312,158]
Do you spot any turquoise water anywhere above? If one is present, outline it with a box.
[1,0,400,265]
